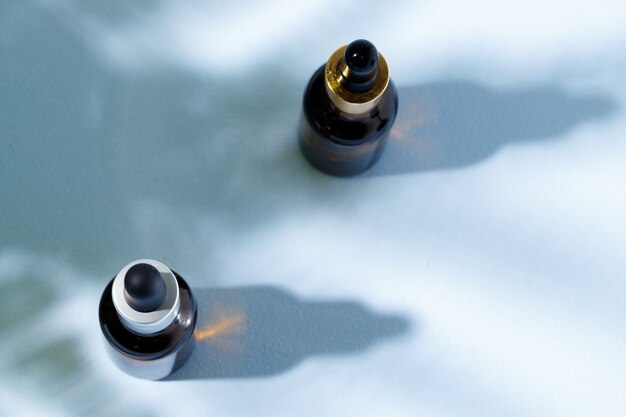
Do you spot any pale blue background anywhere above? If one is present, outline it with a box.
[1,0,626,416]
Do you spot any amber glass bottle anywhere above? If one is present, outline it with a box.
[299,39,398,176]
[99,259,197,380]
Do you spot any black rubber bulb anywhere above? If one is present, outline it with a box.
[343,39,379,93]
[124,263,166,312]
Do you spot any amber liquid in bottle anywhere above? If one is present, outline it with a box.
[298,40,398,176]
[99,261,197,380]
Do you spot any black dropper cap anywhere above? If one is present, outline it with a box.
[124,263,166,312]
[342,39,379,93]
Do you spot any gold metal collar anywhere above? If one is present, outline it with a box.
[324,44,390,115]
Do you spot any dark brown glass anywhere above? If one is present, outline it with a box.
[99,271,197,379]
[298,65,398,176]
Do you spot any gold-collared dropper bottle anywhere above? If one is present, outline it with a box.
[298,39,398,176]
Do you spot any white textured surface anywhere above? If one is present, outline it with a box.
[1,1,625,416]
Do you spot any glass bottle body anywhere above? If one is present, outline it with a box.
[299,65,398,176]
[99,271,197,380]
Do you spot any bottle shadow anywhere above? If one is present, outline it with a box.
[166,285,411,380]
[367,81,617,176]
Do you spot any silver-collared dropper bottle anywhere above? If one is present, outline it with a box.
[98,259,197,380]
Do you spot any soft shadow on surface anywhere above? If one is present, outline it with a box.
[367,81,617,176]
[1,3,619,274]
[167,286,410,380]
